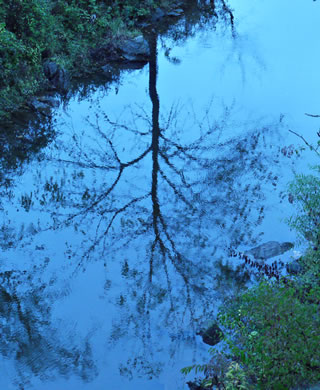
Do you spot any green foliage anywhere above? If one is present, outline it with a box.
[292,247,320,306]
[0,0,160,119]
[224,362,248,390]
[183,257,320,388]
[181,364,209,375]
[218,280,320,388]
[0,0,55,116]
[287,171,320,244]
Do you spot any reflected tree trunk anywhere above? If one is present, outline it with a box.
[149,30,161,281]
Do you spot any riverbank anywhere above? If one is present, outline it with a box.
[0,0,185,122]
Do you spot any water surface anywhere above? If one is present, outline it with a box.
[1,1,320,389]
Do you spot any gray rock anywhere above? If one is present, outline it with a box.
[43,61,59,79]
[28,95,59,114]
[38,95,60,108]
[43,61,69,91]
[197,322,223,346]
[28,98,51,113]
[245,241,294,260]
[117,36,150,62]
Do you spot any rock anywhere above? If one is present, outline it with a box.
[117,36,150,62]
[28,95,59,115]
[197,322,223,346]
[91,36,149,65]
[28,98,51,113]
[245,241,294,260]
[43,61,59,79]
[43,61,69,91]
[38,95,60,108]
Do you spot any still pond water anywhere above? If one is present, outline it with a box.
[1,1,320,389]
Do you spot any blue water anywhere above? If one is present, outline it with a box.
[1,1,320,389]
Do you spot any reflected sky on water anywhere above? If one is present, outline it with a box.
[0,0,320,389]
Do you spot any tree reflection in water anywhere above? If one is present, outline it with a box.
[0,1,292,386]
[27,35,282,380]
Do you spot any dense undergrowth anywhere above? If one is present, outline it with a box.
[183,154,320,388]
[0,0,168,119]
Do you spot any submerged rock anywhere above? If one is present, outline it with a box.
[245,241,293,260]
[197,322,223,346]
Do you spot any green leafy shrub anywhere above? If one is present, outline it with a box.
[183,275,320,389]
[287,171,320,245]
[224,362,249,390]
[0,0,56,116]
[0,0,161,119]
[218,280,320,389]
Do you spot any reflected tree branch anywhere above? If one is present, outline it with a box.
[289,128,320,156]
[83,192,151,262]
[305,113,320,118]
[159,167,194,209]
